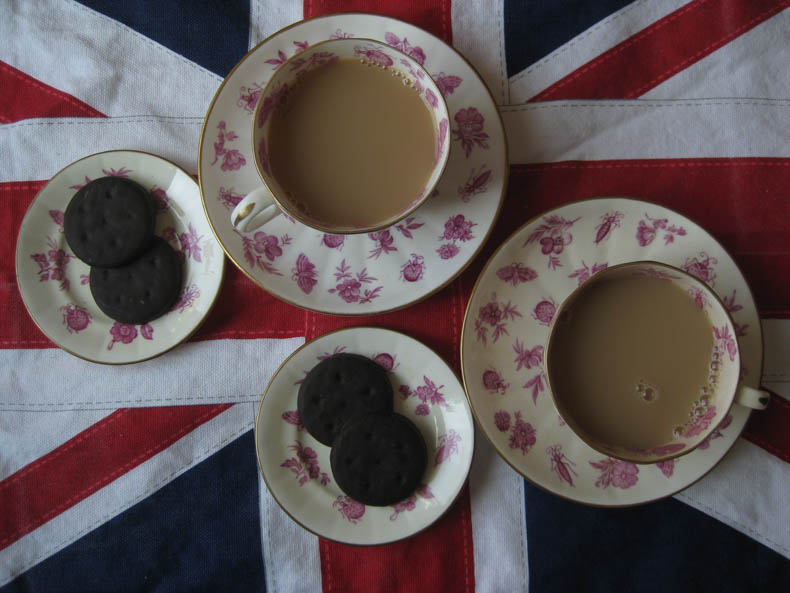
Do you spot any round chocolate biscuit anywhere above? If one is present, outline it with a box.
[330,412,427,506]
[297,353,393,446]
[64,176,156,267]
[89,237,183,324]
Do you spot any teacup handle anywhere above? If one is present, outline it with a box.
[735,385,770,410]
[230,186,280,233]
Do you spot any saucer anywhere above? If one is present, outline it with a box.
[255,327,475,545]
[460,198,762,506]
[199,13,506,315]
[15,150,225,365]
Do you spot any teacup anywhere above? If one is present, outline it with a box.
[545,261,768,464]
[230,38,451,234]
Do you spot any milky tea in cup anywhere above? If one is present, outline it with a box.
[232,38,450,234]
[545,261,767,464]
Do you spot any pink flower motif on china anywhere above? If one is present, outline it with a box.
[415,403,430,416]
[281,440,330,486]
[317,346,347,362]
[353,44,394,66]
[656,459,675,478]
[482,368,509,395]
[524,215,580,269]
[368,230,397,259]
[532,298,557,326]
[589,458,639,489]
[297,51,339,72]
[399,376,447,416]
[435,429,461,466]
[328,259,382,304]
[329,29,354,39]
[49,210,65,229]
[400,254,425,282]
[140,323,154,340]
[722,290,749,336]
[475,294,521,345]
[494,410,511,432]
[436,118,449,163]
[697,414,732,449]
[684,405,718,438]
[107,322,138,350]
[293,40,309,53]
[636,212,687,246]
[594,211,624,244]
[31,236,73,291]
[334,496,365,523]
[524,372,547,405]
[441,214,476,242]
[682,251,718,285]
[372,352,398,371]
[69,176,93,190]
[257,83,288,129]
[568,261,608,287]
[253,231,283,261]
[425,88,439,109]
[547,444,577,486]
[291,253,318,295]
[148,186,170,211]
[211,121,246,171]
[452,107,489,158]
[395,217,424,239]
[60,304,91,333]
[218,186,244,210]
[496,262,537,286]
[102,167,132,177]
[80,274,90,285]
[714,325,737,362]
[237,81,264,113]
[513,340,543,372]
[509,411,537,455]
[281,410,304,430]
[433,72,462,97]
[178,223,203,263]
[169,283,200,313]
[688,287,709,310]
[383,32,426,65]
[236,230,287,276]
[321,233,346,250]
[265,49,289,70]
[390,496,417,520]
[457,165,492,202]
[436,243,460,260]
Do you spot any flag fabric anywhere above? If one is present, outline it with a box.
[2,1,790,591]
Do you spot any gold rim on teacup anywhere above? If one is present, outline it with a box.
[544,260,768,465]
[230,37,451,235]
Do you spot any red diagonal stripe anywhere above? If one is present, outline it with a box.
[743,391,790,463]
[530,0,790,101]
[0,61,104,123]
[0,404,231,551]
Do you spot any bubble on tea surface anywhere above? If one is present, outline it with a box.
[672,426,684,439]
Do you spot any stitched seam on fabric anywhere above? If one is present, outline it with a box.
[0,62,103,117]
[0,116,204,130]
[0,395,261,407]
[0,183,46,192]
[532,0,713,100]
[195,329,303,338]
[677,490,790,554]
[627,1,790,98]
[497,0,507,104]
[0,410,127,492]
[0,420,250,584]
[462,485,472,593]
[519,478,528,592]
[500,100,790,111]
[510,0,650,82]
[442,0,449,41]
[510,161,790,171]
[0,405,228,547]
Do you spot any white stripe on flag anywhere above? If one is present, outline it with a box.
[507,0,689,103]
[643,8,790,100]
[452,0,509,105]
[500,99,790,163]
[469,432,530,593]
[0,403,254,587]
[0,0,221,117]
[249,0,303,49]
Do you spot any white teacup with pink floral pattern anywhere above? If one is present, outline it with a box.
[545,261,768,465]
[230,38,450,234]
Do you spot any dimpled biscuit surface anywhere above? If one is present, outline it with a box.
[297,353,393,446]
[89,237,183,324]
[64,176,156,267]
[330,412,427,506]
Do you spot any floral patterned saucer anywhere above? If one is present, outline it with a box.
[198,13,506,314]
[255,327,474,544]
[460,198,762,506]
[16,150,224,364]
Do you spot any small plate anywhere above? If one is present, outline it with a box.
[198,13,507,315]
[255,327,474,545]
[461,198,762,506]
[15,150,225,365]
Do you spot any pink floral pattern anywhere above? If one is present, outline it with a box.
[523,372,547,405]
[237,81,265,113]
[457,165,492,202]
[169,284,200,313]
[547,445,577,486]
[399,375,447,416]
[682,251,718,285]
[722,290,749,336]
[568,261,608,286]
[49,209,65,229]
[496,262,537,286]
[281,410,304,430]
[329,259,382,304]
[434,430,461,465]
[211,121,246,171]
[400,254,426,282]
[330,29,354,39]
[389,485,434,521]
[292,253,318,294]
[452,107,489,158]
[594,211,623,244]
[353,44,394,66]
[372,352,398,371]
[636,212,687,246]
[395,217,424,239]
[589,458,639,489]
[281,440,330,486]
[237,229,292,275]
[433,72,462,97]
[697,414,732,449]
[508,411,537,455]
[482,368,509,394]
[531,298,557,326]
[218,186,245,210]
[684,405,717,438]
[368,230,397,258]
[494,410,511,432]
[714,325,738,362]
[149,186,170,211]
[524,215,581,269]
[60,304,91,333]
[334,496,365,523]
[31,237,73,291]
[656,460,675,478]
[383,32,426,65]
[474,293,521,345]
[321,234,346,250]
[436,214,476,260]
[513,340,543,372]
[107,322,153,350]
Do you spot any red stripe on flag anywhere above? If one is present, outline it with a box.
[743,391,790,464]
[319,484,474,593]
[529,0,790,101]
[0,404,231,551]
[0,61,104,122]
[304,0,452,42]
